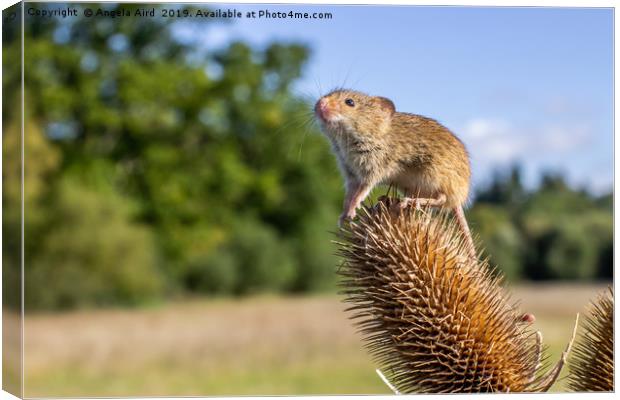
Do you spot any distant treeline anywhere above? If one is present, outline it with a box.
[469,167,611,282]
[2,5,612,310]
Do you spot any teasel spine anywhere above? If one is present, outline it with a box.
[336,198,577,393]
[567,287,614,392]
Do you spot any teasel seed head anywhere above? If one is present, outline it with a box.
[336,198,570,393]
[568,287,613,392]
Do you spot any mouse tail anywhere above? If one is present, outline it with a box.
[453,206,477,260]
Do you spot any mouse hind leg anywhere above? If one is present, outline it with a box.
[397,192,477,261]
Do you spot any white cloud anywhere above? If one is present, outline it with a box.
[536,123,590,153]
[459,116,600,191]
[461,117,591,163]
[461,118,526,162]
[463,118,510,140]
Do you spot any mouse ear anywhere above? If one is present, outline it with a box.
[374,97,395,115]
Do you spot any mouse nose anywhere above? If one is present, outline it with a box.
[315,98,329,120]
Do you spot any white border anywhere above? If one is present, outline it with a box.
[0,1,616,400]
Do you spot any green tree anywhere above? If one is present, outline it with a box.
[468,205,524,281]
[473,167,612,282]
[475,164,526,211]
[9,4,343,308]
[25,176,164,309]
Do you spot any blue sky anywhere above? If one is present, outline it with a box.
[172,5,613,194]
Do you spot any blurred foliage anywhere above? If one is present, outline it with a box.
[472,165,612,282]
[5,4,342,310]
[25,176,163,309]
[467,204,524,281]
[2,4,612,310]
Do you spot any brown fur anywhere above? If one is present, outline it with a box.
[315,89,471,212]
[315,88,475,258]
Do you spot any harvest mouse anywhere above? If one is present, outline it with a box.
[314,89,476,259]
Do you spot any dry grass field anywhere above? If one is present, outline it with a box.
[12,282,610,397]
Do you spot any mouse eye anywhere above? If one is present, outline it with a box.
[344,98,355,107]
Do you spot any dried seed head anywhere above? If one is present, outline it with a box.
[337,199,541,393]
[568,288,614,392]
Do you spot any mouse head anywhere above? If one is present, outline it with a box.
[314,89,395,138]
